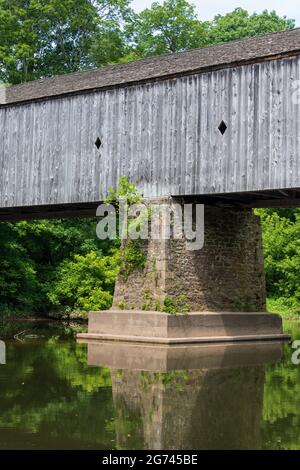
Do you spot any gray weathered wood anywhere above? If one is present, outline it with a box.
[1,55,300,209]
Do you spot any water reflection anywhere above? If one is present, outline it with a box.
[1,322,299,450]
[83,340,284,450]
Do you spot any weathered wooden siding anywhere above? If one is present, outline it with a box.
[1,55,300,208]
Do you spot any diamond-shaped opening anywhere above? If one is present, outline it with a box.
[218,120,227,135]
[95,137,102,149]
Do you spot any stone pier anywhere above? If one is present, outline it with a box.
[77,201,289,344]
[113,203,266,313]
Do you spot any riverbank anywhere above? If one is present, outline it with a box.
[0,316,87,340]
[267,298,300,320]
[1,300,299,340]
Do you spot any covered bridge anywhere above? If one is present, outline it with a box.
[1,28,300,220]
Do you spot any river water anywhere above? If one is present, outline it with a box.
[0,320,299,450]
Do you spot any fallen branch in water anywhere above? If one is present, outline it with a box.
[13,330,27,342]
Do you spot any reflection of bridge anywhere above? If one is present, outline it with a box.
[2,29,300,338]
[81,340,283,450]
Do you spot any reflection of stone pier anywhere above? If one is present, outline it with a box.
[79,340,285,450]
[112,367,264,450]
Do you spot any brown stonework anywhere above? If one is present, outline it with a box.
[113,200,266,312]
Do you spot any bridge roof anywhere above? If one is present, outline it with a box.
[2,27,300,106]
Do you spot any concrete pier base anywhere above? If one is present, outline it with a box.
[77,310,289,344]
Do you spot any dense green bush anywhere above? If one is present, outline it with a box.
[0,218,119,317]
[257,208,300,313]
[0,223,40,314]
[48,251,119,313]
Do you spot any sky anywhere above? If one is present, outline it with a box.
[131,0,300,26]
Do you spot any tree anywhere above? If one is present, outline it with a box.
[0,218,120,316]
[0,223,40,314]
[129,4,295,59]
[0,0,132,84]
[257,209,300,312]
[206,8,295,45]
[0,2,296,84]
[88,0,134,67]
[47,251,119,313]
[128,0,207,57]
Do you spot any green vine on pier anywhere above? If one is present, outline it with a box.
[104,176,147,280]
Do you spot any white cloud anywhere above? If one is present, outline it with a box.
[131,0,300,25]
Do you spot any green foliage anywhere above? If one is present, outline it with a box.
[128,0,207,56]
[0,223,40,313]
[0,1,295,85]
[104,175,142,208]
[141,288,155,311]
[261,322,300,449]
[162,294,191,314]
[47,251,119,313]
[0,0,133,84]
[162,296,177,314]
[206,8,295,45]
[104,176,147,280]
[257,209,300,314]
[0,338,116,447]
[0,218,119,316]
[129,4,294,59]
[117,300,126,310]
[120,240,146,280]
[267,298,300,320]
[88,1,134,67]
